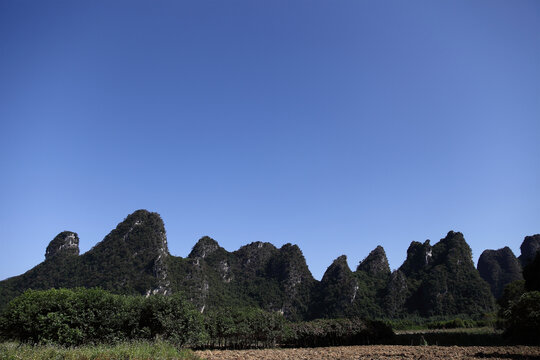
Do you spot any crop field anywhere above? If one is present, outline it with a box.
[195,345,540,360]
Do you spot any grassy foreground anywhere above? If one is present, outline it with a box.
[0,341,201,360]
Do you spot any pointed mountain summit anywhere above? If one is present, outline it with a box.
[478,247,523,299]
[356,245,390,276]
[188,236,222,259]
[311,255,359,319]
[45,231,79,260]
[400,240,432,276]
[82,209,170,295]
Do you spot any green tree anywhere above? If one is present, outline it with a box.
[503,291,540,344]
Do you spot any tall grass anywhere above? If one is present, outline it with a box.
[0,341,201,360]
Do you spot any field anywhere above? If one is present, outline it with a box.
[195,345,540,360]
[0,341,200,360]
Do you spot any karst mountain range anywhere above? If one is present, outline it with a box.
[1,209,538,320]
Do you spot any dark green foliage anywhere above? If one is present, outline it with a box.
[503,291,540,344]
[425,318,476,329]
[383,270,409,318]
[0,288,394,349]
[203,307,285,349]
[283,318,393,347]
[167,239,315,320]
[265,244,315,321]
[356,246,391,276]
[498,280,526,312]
[138,293,206,346]
[0,211,509,324]
[0,210,170,311]
[399,231,495,317]
[0,288,204,346]
[310,256,358,319]
[0,288,135,345]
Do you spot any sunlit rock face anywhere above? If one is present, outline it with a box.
[45,231,80,260]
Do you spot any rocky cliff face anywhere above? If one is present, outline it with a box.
[356,246,391,277]
[45,231,79,260]
[88,209,171,296]
[383,270,408,317]
[477,247,523,299]
[266,244,315,320]
[400,240,433,277]
[519,234,540,267]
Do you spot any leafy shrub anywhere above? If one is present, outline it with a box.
[0,288,204,346]
[283,318,393,347]
[202,307,285,349]
[503,291,540,344]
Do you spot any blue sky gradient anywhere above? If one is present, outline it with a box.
[1,0,539,280]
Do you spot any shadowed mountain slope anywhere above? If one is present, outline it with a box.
[477,247,523,299]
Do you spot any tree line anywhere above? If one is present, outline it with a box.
[0,288,392,348]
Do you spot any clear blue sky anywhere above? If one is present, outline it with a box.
[1,1,539,281]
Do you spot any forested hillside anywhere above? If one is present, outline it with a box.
[1,209,535,320]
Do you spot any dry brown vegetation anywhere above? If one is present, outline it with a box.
[196,345,540,360]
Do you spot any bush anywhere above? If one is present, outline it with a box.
[0,288,130,345]
[503,291,540,344]
[202,307,285,349]
[283,318,393,347]
[0,288,204,346]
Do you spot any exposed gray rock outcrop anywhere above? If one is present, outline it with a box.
[45,231,79,260]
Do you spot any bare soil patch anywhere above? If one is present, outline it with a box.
[195,345,540,360]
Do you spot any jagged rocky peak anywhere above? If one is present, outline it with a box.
[356,245,390,276]
[312,255,359,318]
[112,209,169,255]
[322,255,353,281]
[105,209,170,296]
[234,241,277,269]
[478,246,523,299]
[400,239,432,275]
[440,230,468,249]
[280,242,302,255]
[519,234,540,266]
[188,236,221,259]
[45,231,79,260]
